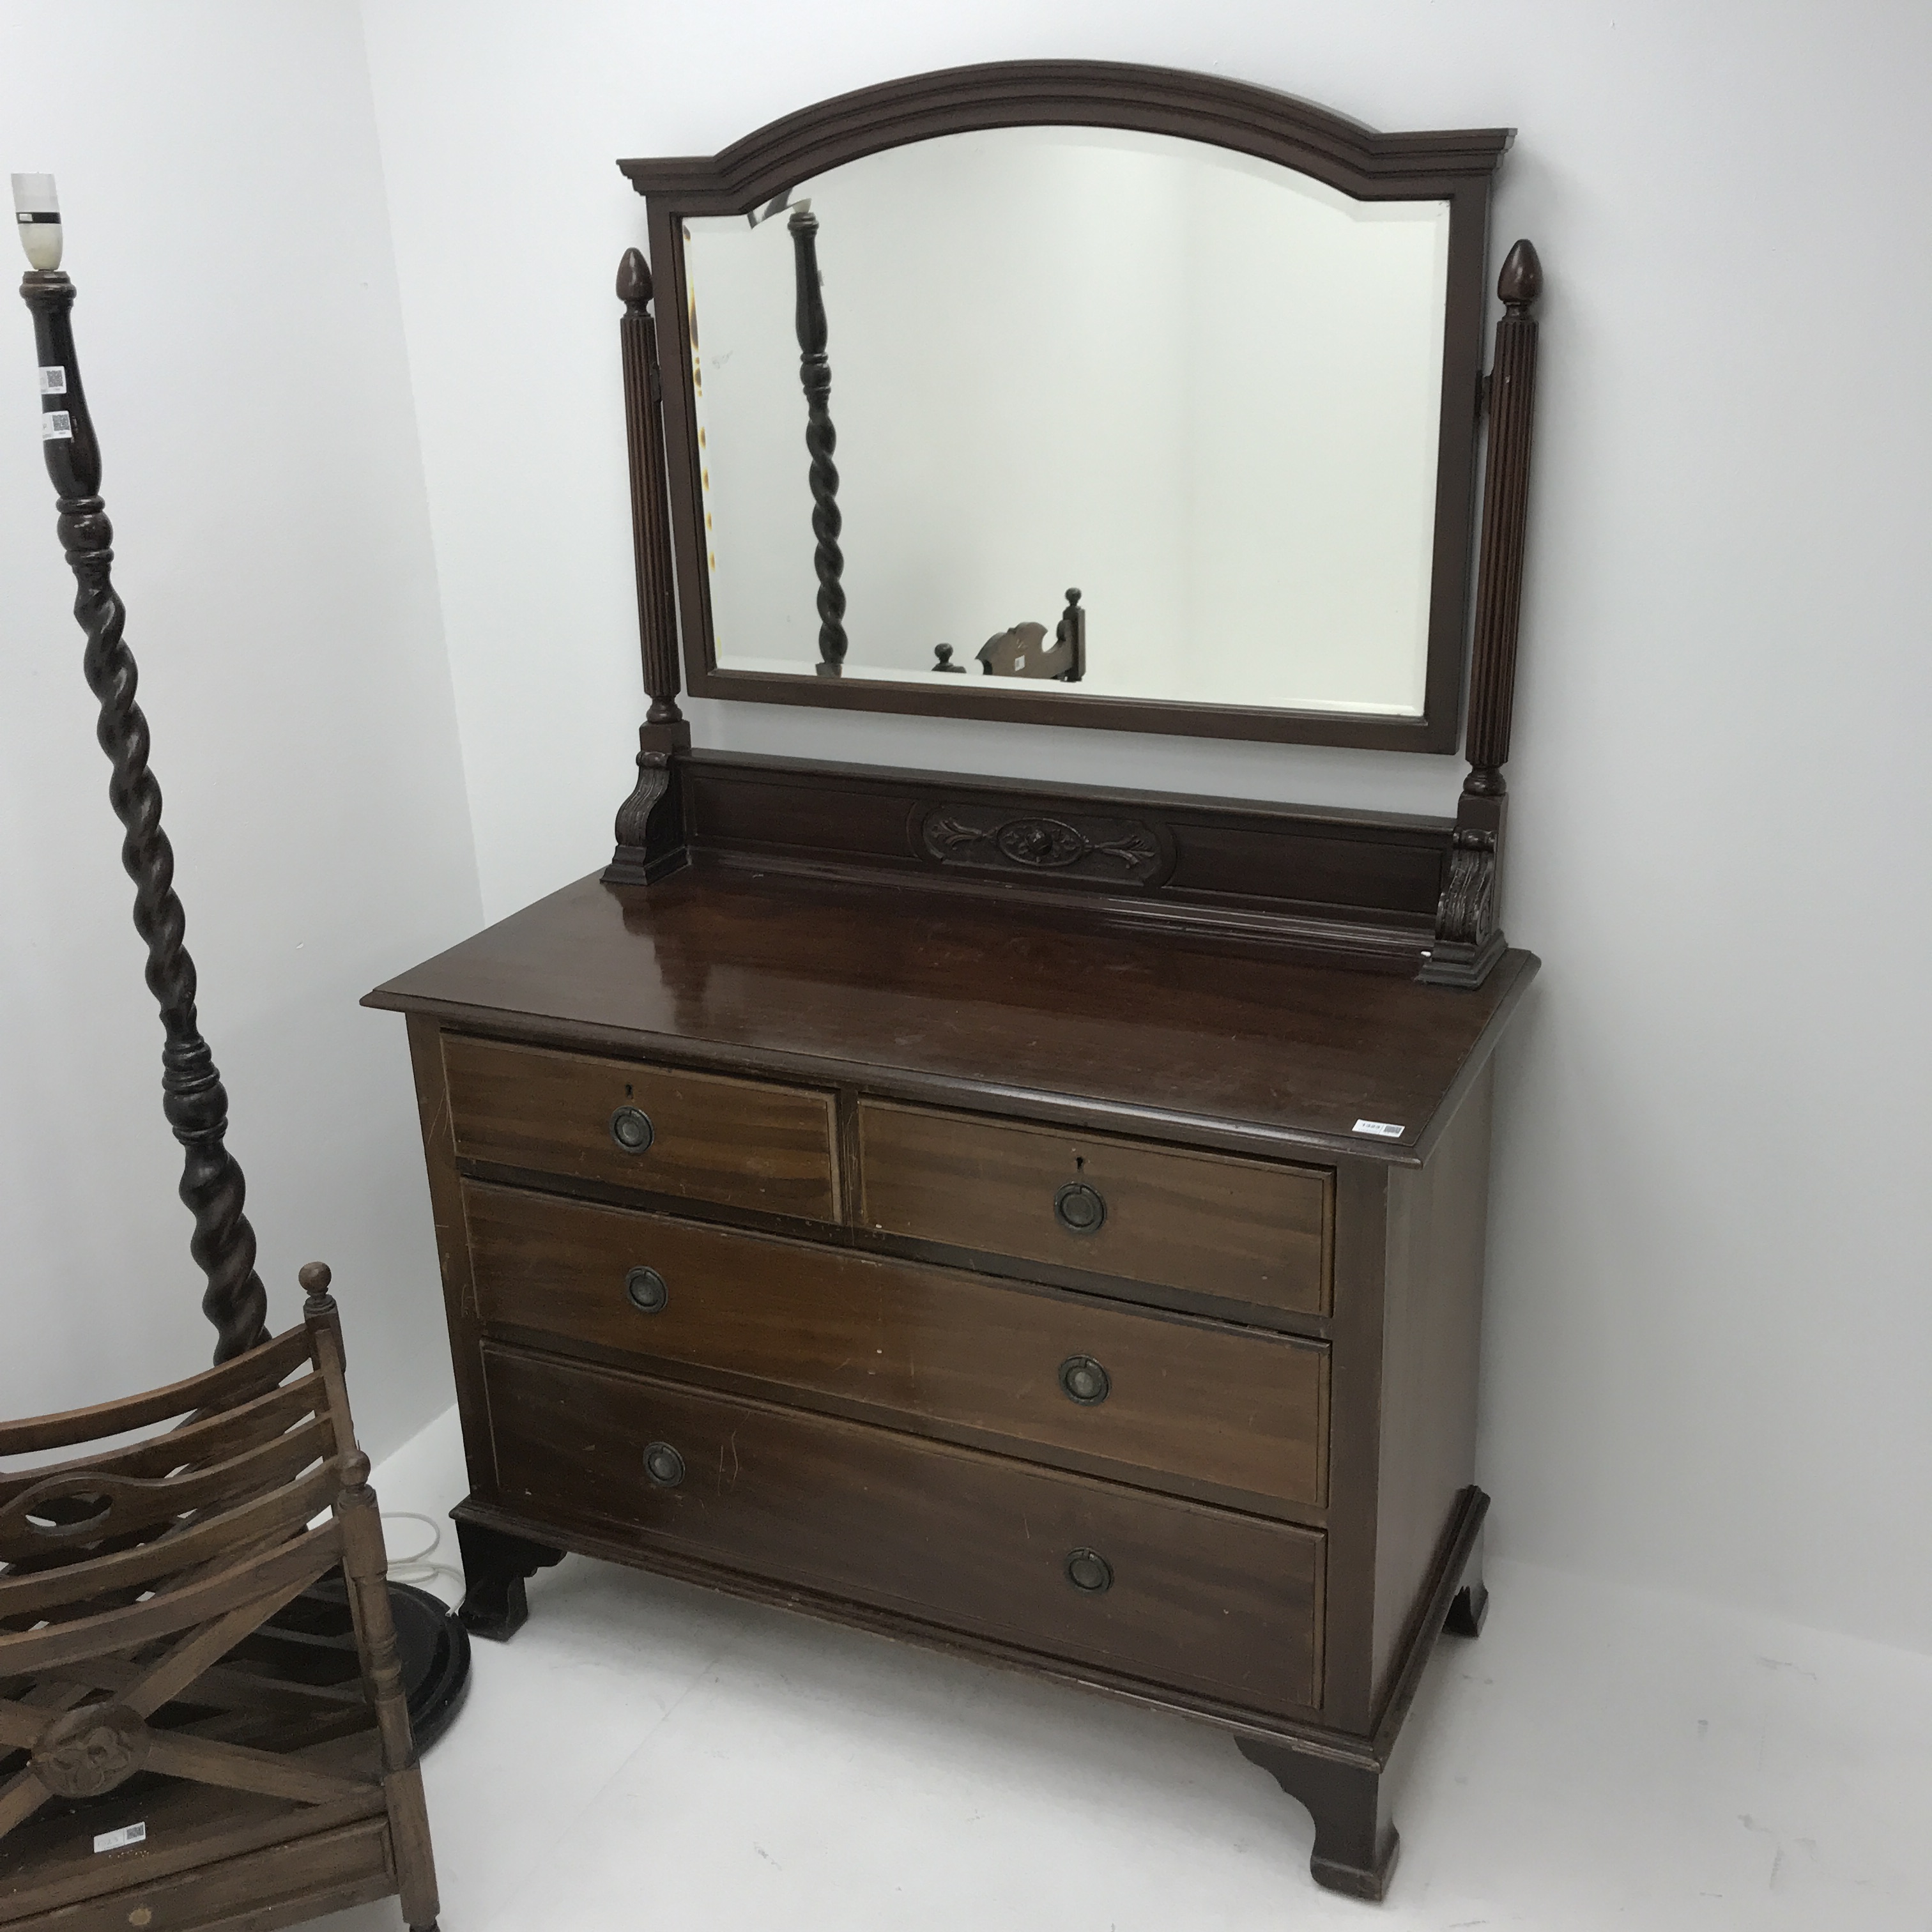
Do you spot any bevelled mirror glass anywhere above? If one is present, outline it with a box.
[686,128,1449,716]
[627,72,1506,749]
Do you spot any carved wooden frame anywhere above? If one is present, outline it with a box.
[606,62,1543,986]
[620,59,1510,753]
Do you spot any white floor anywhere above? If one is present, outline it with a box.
[320,1408,1932,1931]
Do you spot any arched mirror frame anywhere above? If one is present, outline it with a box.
[618,61,1514,753]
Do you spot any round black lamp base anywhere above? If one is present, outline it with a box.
[270,1575,473,1751]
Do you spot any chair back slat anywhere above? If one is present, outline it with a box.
[0,1371,328,1511]
[0,1414,334,1566]
[0,1512,344,1678]
[0,1326,313,1459]
[0,1459,338,1625]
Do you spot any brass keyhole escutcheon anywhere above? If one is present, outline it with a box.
[643,1441,685,1487]
[1064,1547,1112,1594]
[1053,1181,1106,1234]
[610,1105,654,1153]
[625,1266,668,1314]
[1058,1355,1109,1405]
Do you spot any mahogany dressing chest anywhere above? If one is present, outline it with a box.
[367,62,1544,1901]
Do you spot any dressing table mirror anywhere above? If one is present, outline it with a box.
[366,60,1543,1902]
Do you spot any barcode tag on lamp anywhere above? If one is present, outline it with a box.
[93,1821,146,1853]
[40,410,72,441]
[1353,1119,1405,1139]
[38,365,66,394]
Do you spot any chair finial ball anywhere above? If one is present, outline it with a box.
[1498,239,1542,309]
[342,1451,372,1488]
[617,247,654,310]
[298,1262,333,1296]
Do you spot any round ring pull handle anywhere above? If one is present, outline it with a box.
[1053,1181,1106,1235]
[624,1266,668,1314]
[1057,1355,1109,1406]
[643,1441,685,1488]
[610,1105,654,1153]
[1064,1547,1112,1594]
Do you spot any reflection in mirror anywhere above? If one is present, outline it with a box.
[682,126,1452,717]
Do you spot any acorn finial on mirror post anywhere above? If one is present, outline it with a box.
[16,176,270,1358]
[1420,238,1542,990]
[606,243,693,887]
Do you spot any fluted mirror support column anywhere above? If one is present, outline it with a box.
[20,247,475,1749]
[606,245,693,886]
[788,206,847,677]
[1422,238,1543,990]
[20,266,268,1362]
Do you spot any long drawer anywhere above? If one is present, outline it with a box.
[858,1100,1331,1315]
[441,1035,839,1222]
[464,1182,1328,1510]
[482,1346,1324,1715]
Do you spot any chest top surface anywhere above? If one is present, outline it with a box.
[366,866,1535,1163]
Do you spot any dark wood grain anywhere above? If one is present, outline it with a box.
[682,749,1451,970]
[1315,1156,1393,1739]
[463,1181,1329,1511]
[1236,1739,1398,1901]
[1,1816,396,1930]
[605,247,692,888]
[858,1100,1331,1317]
[403,1013,494,1503]
[19,269,266,1363]
[482,1344,1323,1715]
[786,206,847,677]
[1370,1063,1494,1705]
[1422,239,1544,988]
[440,1032,839,1221]
[367,868,1537,1165]
[622,59,1508,753]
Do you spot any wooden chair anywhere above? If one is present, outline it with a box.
[0,1266,440,1931]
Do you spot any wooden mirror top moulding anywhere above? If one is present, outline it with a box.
[366,59,1547,1906]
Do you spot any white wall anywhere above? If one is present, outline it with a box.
[0,1,481,1459]
[358,0,1932,1655]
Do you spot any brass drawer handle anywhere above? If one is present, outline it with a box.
[1057,1355,1109,1405]
[610,1105,654,1153]
[1053,1181,1106,1234]
[1064,1547,1112,1594]
[643,1441,685,1487]
[624,1266,668,1314]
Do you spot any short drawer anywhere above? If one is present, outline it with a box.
[483,1346,1323,1715]
[464,1183,1328,1510]
[441,1035,839,1222]
[858,1101,1330,1315]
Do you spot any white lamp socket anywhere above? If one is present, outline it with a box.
[12,173,63,272]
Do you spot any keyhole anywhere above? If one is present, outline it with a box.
[624,1083,634,1098]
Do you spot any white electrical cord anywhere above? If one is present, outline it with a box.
[381,1511,465,1600]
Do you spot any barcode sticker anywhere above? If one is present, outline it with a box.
[93,1821,146,1853]
[40,410,72,441]
[1352,1119,1405,1139]
[38,365,66,394]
